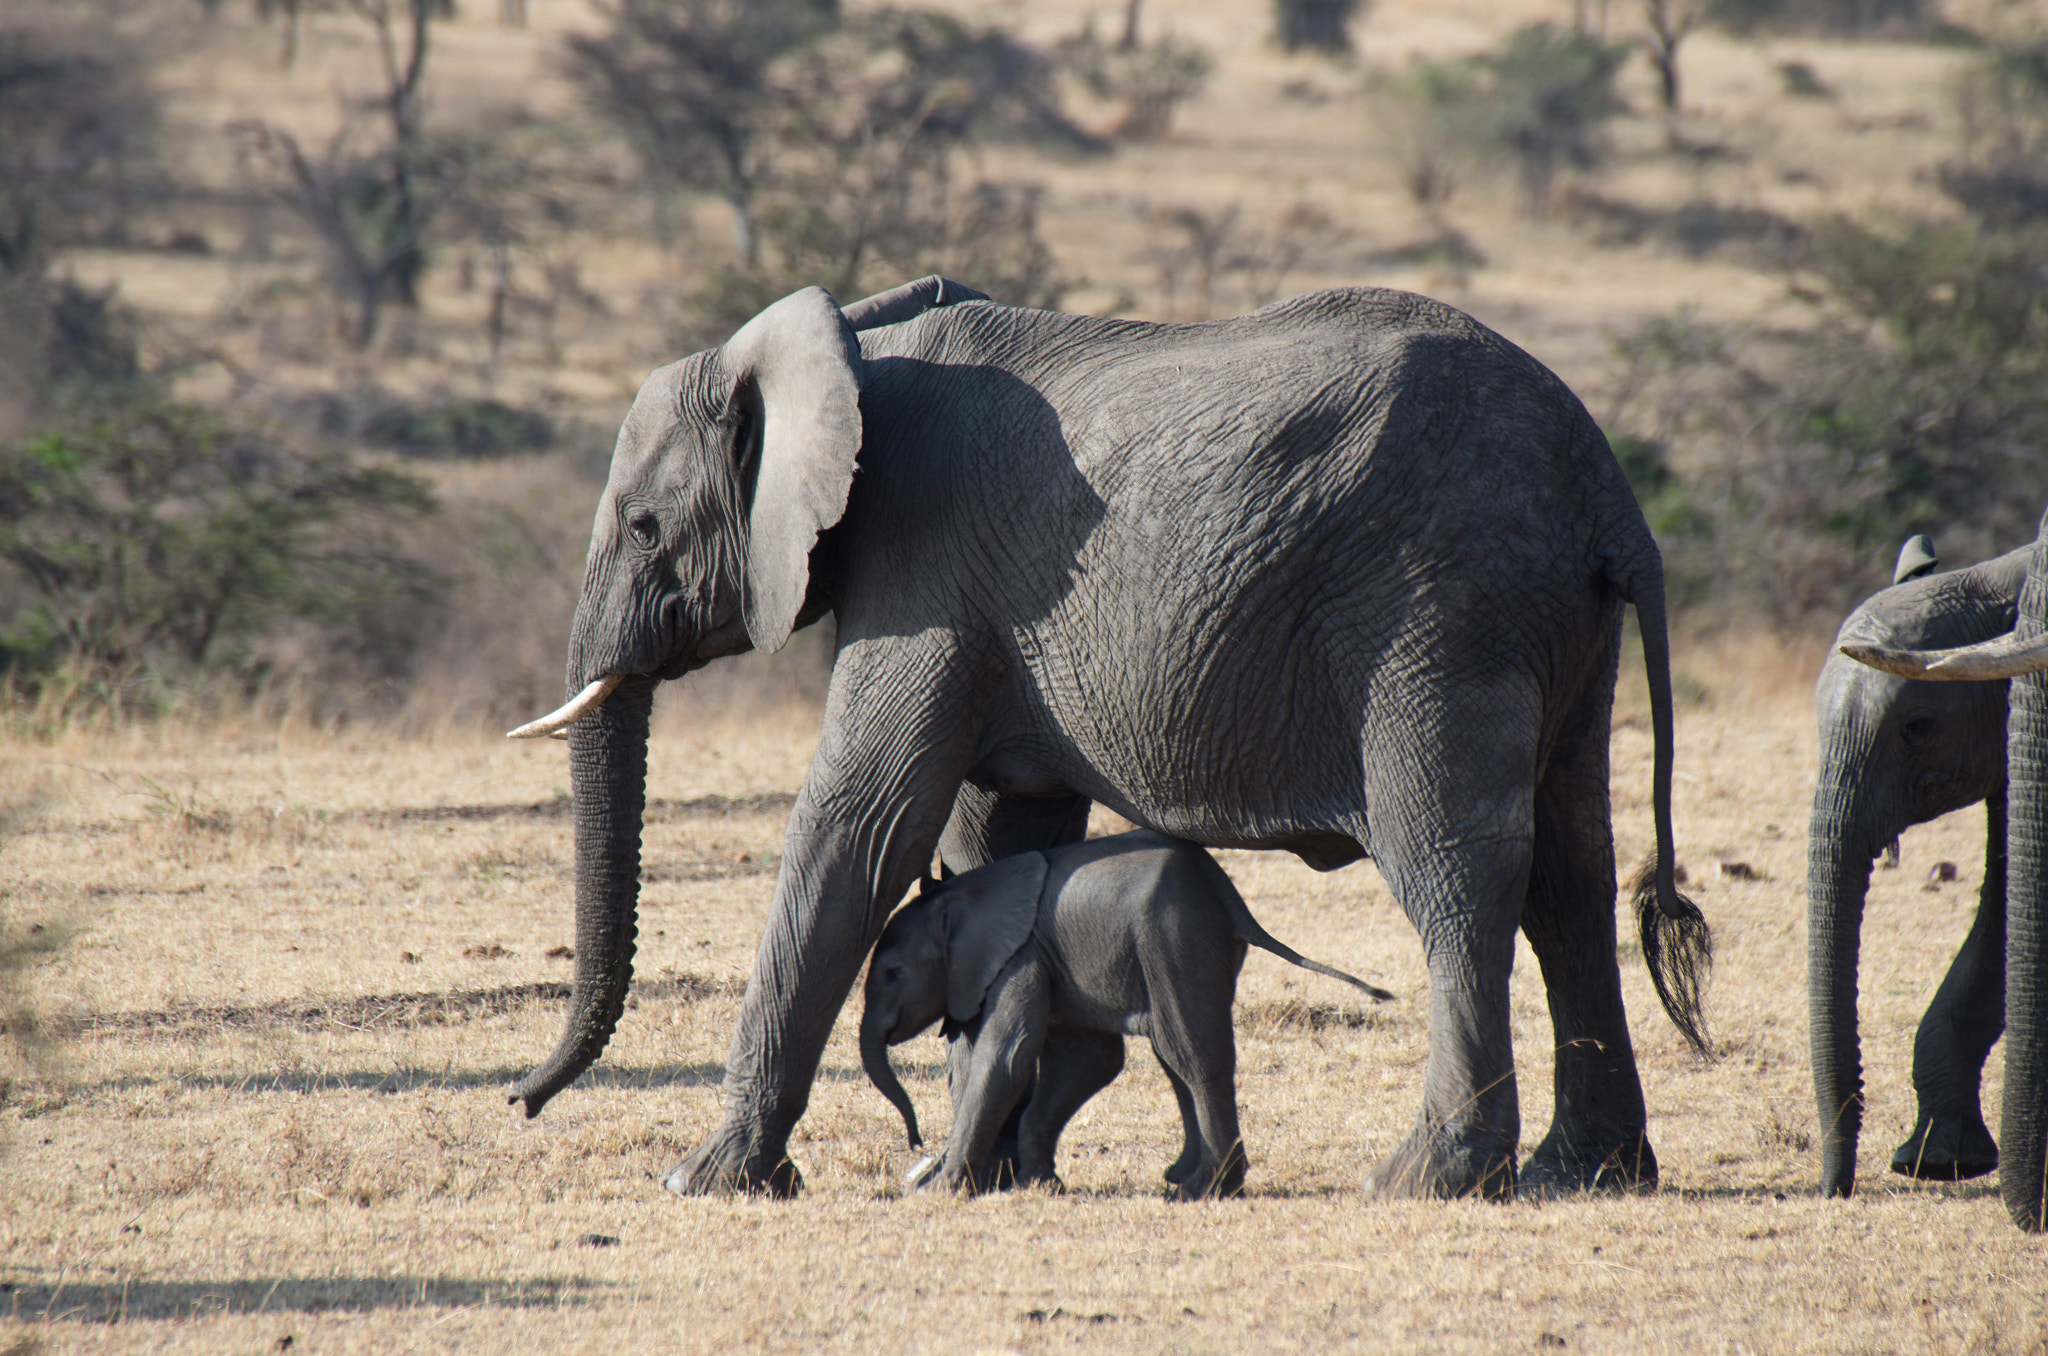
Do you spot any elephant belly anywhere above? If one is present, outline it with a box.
[965,741,1369,868]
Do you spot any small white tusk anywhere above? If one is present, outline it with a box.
[1841,630,2048,682]
[506,675,625,739]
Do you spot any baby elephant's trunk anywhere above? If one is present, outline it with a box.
[860,1013,922,1149]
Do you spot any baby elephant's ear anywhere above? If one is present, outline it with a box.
[941,853,1049,1022]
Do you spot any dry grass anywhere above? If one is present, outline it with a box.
[4,646,2047,1354]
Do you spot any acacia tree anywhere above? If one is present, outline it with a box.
[561,0,836,266]
[236,0,464,349]
[1641,0,1705,136]
[0,8,157,424]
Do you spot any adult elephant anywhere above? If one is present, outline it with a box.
[504,277,1711,1201]
[1811,538,2028,1197]
[1844,509,2048,1232]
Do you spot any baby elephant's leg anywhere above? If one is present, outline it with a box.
[937,963,1052,1195]
[1147,954,1248,1200]
[1017,1029,1125,1188]
[1156,1055,1202,1186]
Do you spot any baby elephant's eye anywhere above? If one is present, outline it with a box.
[627,510,660,548]
[1901,710,1937,745]
[882,966,903,985]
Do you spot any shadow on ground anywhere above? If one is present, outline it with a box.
[1,1274,606,1323]
[66,974,744,1038]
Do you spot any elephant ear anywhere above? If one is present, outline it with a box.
[940,853,1049,1023]
[841,275,990,332]
[1894,534,1939,585]
[719,287,865,655]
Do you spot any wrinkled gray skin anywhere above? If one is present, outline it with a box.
[1841,508,2048,1233]
[860,830,1393,1199]
[508,276,1710,1203]
[1810,539,2027,1197]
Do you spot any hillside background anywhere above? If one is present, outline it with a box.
[7,0,2048,730]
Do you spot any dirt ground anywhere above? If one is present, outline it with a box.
[4,646,2045,1354]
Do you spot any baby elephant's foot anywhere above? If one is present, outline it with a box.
[905,1152,981,1196]
[1171,1144,1247,1201]
[1364,1125,1516,1201]
[1891,1113,1998,1181]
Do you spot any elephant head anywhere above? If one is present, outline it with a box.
[1843,511,2048,1233]
[1809,538,2023,1197]
[859,854,1048,1149]
[499,286,872,1120]
[504,278,992,1118]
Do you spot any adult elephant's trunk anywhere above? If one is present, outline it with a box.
[510,675,656,1117]
[1809,793,1877,1198]
[2003,553,2048,1231]
[861,1011,922,1149]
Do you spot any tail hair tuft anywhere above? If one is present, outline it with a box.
[1628,853,1713,1058]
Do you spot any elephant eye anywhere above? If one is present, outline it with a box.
[1901,710,1936,744]
[626,510,660,548]
[882,966,903,985]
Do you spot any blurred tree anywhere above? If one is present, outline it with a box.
[1707,0,1931,36]
[1468,24,1630,215]
[1273,0,1364,55]
[561,0,838,266]
[1641,0,1706,124]
[0,399,437,697]
[1939,39,2048,228]
[681,12,1085,338]
[235,0,465,348]
[1057,21,1212,141]
[0,7,158,428]
[1374,59,1476,224]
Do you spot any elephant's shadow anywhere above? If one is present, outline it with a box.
[1,1275,605,1324]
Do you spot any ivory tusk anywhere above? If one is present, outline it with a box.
[1841,630,2048,681]
[506,675,625,739]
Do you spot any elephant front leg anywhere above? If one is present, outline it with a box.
[1894,793,2005,1181]
[926,963,1052,1195]
[665,645,977,1197]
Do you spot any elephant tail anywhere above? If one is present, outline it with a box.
[1623,573,1715,1057]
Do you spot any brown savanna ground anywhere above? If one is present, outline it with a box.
[3,646,2046,1354]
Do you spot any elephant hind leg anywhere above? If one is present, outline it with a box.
[1359,718,1535,1201]
[1517,659,1658,1196]
[1141,957,1246,1200]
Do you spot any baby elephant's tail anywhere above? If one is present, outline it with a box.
[1210,865,1393,1001]
[1247,926,1395,1003]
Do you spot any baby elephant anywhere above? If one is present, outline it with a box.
[860,829,1392,1199]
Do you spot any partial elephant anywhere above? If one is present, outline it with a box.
[1810,538,2029,1197]
[860,830,1392,1199]
[505,276,1712,1202]
[1843,508,2048,1233]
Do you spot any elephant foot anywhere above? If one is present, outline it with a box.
[1518,1125,1659,1198]
[1890,1113,1998,1181]
[1163,1155,1197,1187]
[662,1127,802,1198]
[1363,1125,1516,1201]
[1171,1145,1247,1201]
